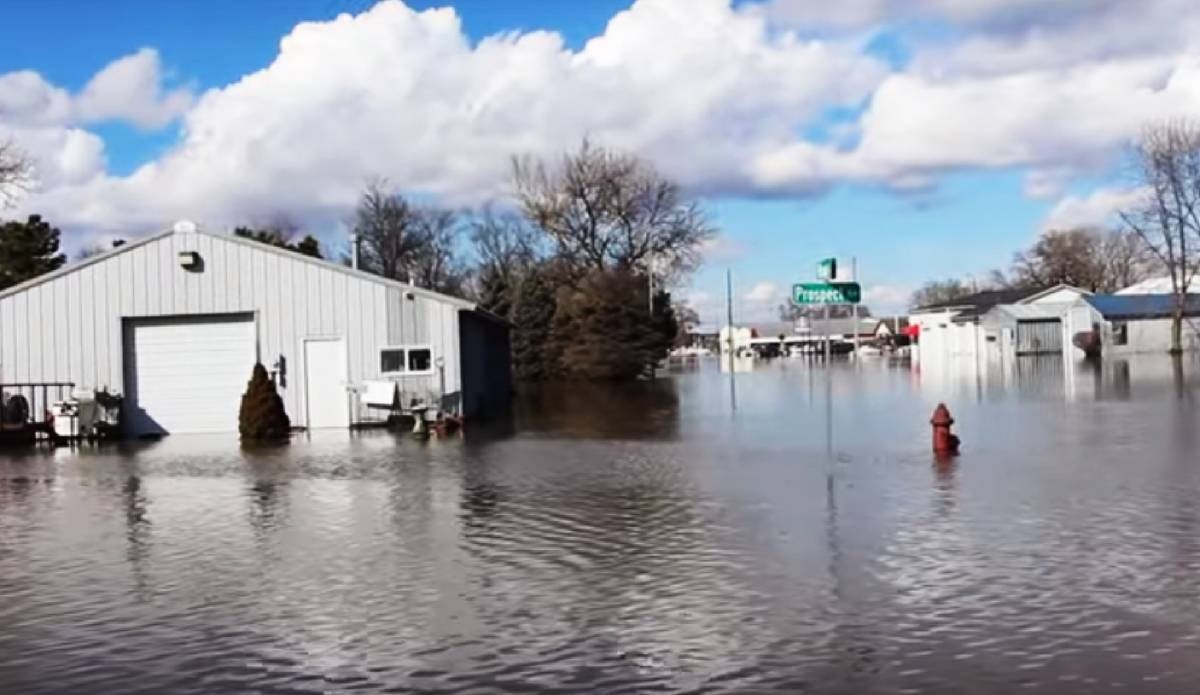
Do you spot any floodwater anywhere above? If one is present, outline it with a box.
[4,355,1200,693]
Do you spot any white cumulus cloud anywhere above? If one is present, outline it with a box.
[744,280,780,302]
[8,0,887,231]
[0,0,1198,242]
[1042,186,1148,232]
[75,48,193,130]
[1,48,192,209]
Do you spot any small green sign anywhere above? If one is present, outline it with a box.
[817,257,837,281]
[793,282,861,305]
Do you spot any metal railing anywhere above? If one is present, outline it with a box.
[0,382,75,426]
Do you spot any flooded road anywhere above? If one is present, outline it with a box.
[3,355,1200,693]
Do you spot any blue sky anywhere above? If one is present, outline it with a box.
[2,0,1194,318]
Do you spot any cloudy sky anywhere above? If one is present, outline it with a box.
[2,0,1197,319]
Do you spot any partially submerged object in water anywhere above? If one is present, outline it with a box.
[1072,330,1102,359]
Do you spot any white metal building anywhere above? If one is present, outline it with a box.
[0,225,512,436]
[910,285,1089,365]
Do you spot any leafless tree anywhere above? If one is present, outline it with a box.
[1120,120,1200,353]
[351,180,468,295]
[1100,228,1156,291]
[1010,228,1105,290]
[409,205,470,296]
[909,279,974,310]
[0,139,32,209]
[512,139,714,284]
[353,180,425,281]
[471,205,542,276]
[1004,227,1152,292]
[467,206,545,316]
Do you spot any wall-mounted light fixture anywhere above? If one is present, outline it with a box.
[178,251,201,269]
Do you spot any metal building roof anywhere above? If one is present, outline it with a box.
[1084,294,1200,320]
[0,226,477,310]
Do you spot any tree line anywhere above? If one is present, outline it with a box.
[0,138,711,380]
[910,226,1155,309]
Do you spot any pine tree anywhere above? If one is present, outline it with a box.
[556,270,661,380]
[511,264,560,381]
[649,289,677,363]
[0,215,67,290]
[477,265,514,320]
[238,363,292,441]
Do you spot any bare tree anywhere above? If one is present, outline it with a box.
[469,206,544,316]
[352,180,426,281]
[409,205,470,296]
[471,205,541,276]
[351,180,468,295]
[1100,228,1156,291]
[1005,227,1152,292]
[512,139,714,284]
[910,279,974,310]
[1120,120,1200,353]
[0,139,32,209]
[1010,228,1105,290]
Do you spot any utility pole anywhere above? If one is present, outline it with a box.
[726,267,737,412]
[851,256,859,360]
[823,302,831,363]
[725,267,735,356]
[350,232,360,271]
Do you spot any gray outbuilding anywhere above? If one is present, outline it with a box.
[0,224,512,435]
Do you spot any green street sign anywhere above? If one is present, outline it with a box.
[817,257,837,281]
[793,282,862,305]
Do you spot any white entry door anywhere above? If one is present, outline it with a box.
[125,316,256,435]
[304,338,350,429]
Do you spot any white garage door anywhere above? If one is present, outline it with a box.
[125,316,257,435]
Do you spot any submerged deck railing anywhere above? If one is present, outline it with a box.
[0,382,75,426]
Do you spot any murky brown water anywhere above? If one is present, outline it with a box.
[4,355,1200,693]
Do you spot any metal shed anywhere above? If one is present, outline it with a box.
[0,225,512,436]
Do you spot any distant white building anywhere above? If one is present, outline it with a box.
[909,285,1090,365]
[718,325,754,354]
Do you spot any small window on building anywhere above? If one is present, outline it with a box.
[408,348,432,373]
[381,348,405,374]
[1113,322,1129,346]
[380,346,434,375]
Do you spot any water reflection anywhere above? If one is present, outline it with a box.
[2,358,1200,691]
[513,379,681,439]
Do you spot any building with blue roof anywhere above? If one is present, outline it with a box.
[1065,294,1200,356]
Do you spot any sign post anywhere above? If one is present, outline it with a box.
[817,257,837,281]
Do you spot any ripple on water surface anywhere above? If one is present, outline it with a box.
[3,360,1200,693]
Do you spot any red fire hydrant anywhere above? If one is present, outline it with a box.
[930,403,960,455]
